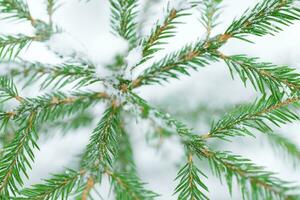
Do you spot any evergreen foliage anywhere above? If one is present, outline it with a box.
[0,35,33,60]
[20,169,85,200]
[110,0,139,47]
[7,61,100,89]
[0,0,300,199]
[141,6,190,62]
[0,0,32,22]
[0,75,19,102]
[174,154,209,200]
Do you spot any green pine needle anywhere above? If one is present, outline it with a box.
[110,0,139,46]
[191,145,299,200]
[204,95,299,140]
[1,0,300,199]
[217,54,300,98]
[0,76,19,102]
[0,127,38,196]
[20,169,85,200]
[174,155,209,200]
[199,0,223,38]
[141,7,190,62]
[268,132,300,166]
[0,35,33,60]
[7,61,101,89]
[0,0,33,22]
[106,168,159,200]
[131,42,217,88]
[81,105,121,171]
[225,0,300,42]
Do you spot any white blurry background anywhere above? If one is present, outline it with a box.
[1,0,300,199]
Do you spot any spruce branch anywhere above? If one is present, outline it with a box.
[110,121,159,199]
[215,53,300,98]
[7,61,101,89]
[130,93,300,199]
[141,7,190,62]
[0,0,33,22]
[112,124,141,199]
[225,0,300,42]
[46,0,59,25]
[0,0,300,198]
[79,107,158,199]
[0,125,38,196]
[0,111,12,132]
[131,0,300,89]
[199,0,223,39]
[105,168,158,200]
[0,91,108,139]
[20,169,85,200]
[0,91,109,196]
[190,144,299,200]
[0,123,16,156]
[131,42,217,88]
[0,76,21,102]
[268,132,300,165]
[109,0,139,46]
[174,154,209,200]
[81,105,121,172]
[130,93,300,198]
[15,91,109,127]
[201,94,299,140]
[0,35,33,60]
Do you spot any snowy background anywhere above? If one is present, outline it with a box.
[1,0,300,199]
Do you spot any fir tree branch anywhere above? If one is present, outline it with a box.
[15,91,109,127]
[225,0,300,42]
[131,0,300,89]
[109,0,139,46]
[174,153,209,200]
[268,132,300,165]
[0,35,33,60]
[202,95,300,140]
[131,42,217,88]
[20,169,85,200]
[79,105,158,199]
[7,61,101,89]
[0,106,18,154]
[0,76,22,102]
[81,104,121,171]
[140,7,190,63]
[0,0,299,199]
[112,124,141,199]
[130,93,300,199]
[215,53,300,97]
[0,91,109,196]
[190,144,299,199]
[46,0,59,26]
[0,122,38,196]
[0,91,109,137]
[105,168,158,200]
[0,111,13,132]
[0,0,33,22]
[199,0,223,39]
[129,93,300,199]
